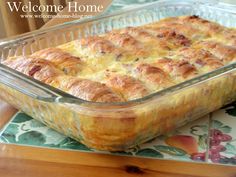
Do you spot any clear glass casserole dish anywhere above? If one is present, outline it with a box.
[0,0,236,151]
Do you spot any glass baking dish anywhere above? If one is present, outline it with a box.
[0,0,236,151]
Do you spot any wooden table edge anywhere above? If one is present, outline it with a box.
[0,143,235,177]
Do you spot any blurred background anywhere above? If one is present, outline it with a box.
[0,0,68,38]
[0,12,5,38]
[0,0,235,39]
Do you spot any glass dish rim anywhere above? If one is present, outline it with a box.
[0,0,236,108]
[0,0,235,45]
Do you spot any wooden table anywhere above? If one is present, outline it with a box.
[0,2,236,177]
[0,143,236,177]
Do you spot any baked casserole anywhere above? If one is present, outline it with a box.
[2,15,236,150]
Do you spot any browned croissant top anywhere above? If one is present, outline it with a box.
[3,16,236,102]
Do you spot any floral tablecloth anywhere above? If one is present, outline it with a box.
[0,102,235,165]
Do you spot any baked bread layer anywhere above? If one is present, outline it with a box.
[3,16,236,102]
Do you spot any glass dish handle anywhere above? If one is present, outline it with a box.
[0,64,75,102]
[196,0,219,3]
[219,1,236,10]
[195,0,236,9]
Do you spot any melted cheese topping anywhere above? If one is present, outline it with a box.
[4,15,236,102]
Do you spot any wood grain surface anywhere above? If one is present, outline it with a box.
[0,101,17,129]
[0,144,235,177]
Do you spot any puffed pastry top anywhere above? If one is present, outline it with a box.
[3,16,236,102]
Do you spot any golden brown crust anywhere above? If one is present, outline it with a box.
[120,27,170,51]
[146,27,191,48]
[178,48,224,70]
[2,16,236,153]
[136,63,174,90]
[105,73,149,100]
[181,15,224,35]
[4,56,122,103]
[80,36,124,57]
[155,58,198,79]
[158,23,209,40]
[149,15,222,38]
[222,29,236,45]
[195,41,236,63]
[107,32,149,57]
[3,16,235,103]
[32,48,83,75]
[2,57,62,84]
[62,77,123,102]
[122,27,154,39]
